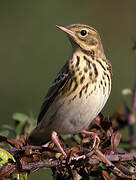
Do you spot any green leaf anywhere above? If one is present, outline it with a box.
[0,148,15,166]
[0,130,10,137]
[74,134,81,144]
[12,113,32,136]
[12,113,30,123]
[19,173,28,180]
[0,124,16,136]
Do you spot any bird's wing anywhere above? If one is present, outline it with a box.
[37,62,69,124]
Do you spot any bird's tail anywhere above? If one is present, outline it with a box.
[27,125,50,145]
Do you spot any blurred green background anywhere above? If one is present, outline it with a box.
[0,0,136,179]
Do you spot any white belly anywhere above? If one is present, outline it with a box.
[50,81,110,134]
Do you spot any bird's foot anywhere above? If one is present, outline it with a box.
[81,130,100,149]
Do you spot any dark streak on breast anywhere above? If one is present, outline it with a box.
[105,82,106,87]
[103,87,105,95]
[89,72,92,79]
[90,50,95,60]
[80,75,85,84]
[72,77,78,92]
[85,83,88,93]
[71,70,75,76]
[79,89,82,98]
[84,66,88,73]
[102,58,112,79]
[76,56,80,67]
[102,75,105,80]
[107,74,110,81]
[107,74,111,93]
[70,59,73,64]
[96,59,106,71]
[71,95,77,101]
[77,67,80,71]
[79,85,86,98]
[81,48,95,60]
[92,63,98,77]
[79,71,82,76]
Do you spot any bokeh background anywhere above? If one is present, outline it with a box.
[0,1,136,179]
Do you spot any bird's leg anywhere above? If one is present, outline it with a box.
[81,130,100,149]
[51,131,67,158]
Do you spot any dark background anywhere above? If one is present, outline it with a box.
[0,1,136,179]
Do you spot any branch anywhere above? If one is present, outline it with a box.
[18,150,136,170]
[21,160,59,170]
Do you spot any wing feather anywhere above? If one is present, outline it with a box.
[37,62,69,124]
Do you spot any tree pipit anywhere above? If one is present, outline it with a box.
[28,24,112,157]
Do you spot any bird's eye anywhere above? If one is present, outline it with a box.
[80,29,87,36]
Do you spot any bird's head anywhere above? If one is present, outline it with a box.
[56,24,105,58]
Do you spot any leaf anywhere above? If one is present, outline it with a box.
[74,134,81,144]
[0,124,16,137]
[12,113,29,123]
[0,148,15,166]
[0,130,10,137]
[12,112,36,136]
[111,131,122,152]
[19,174,28,180]
[12,113,30,136]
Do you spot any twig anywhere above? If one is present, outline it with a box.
[22,160,59,170]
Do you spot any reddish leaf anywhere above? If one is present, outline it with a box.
[111,131,122,152]
[107,127,113,138]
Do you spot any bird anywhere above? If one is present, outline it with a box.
[28,24,112,156]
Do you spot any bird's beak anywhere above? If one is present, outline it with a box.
[56,25,75,37]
